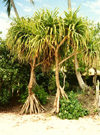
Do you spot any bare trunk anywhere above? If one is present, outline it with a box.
[55,50,60,90]
[68,0,71,11]
[54,49,60,113]
[93,68,97,89]
[95,80,100,116]
[74,54,90,91]
[20,58,45,114]
[28,66,36,95]
[11,0,19,18]
[52,49,68,113]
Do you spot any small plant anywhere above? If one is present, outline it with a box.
[19,85,48,105]
[18,88,28,104]
[48,74,56,94]
[33,85,48,105]
[58,91,89,119]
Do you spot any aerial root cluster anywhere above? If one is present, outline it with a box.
[20,93,45,114]
[51,86,68,114]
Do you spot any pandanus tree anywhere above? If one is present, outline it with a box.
[33,9,78,113]
[64,9,91,91]
[84,23,100,69]
[6,17,45,114]
[67,0,92,91]
[83,23,100,87]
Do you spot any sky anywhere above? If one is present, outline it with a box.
[0,0,100,38]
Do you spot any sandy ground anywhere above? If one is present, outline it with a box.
[0,113,100,135]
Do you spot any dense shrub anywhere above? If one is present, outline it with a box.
[58,91,89,120]
[36,69,50,92]
[35,67,70,95]
[48,73,56,94]
[0,39,30,105]
[33,85,48,105]
[18,88,28,104]
[0,41,48,106]
[0,89,11,105]
[48,71,69,95]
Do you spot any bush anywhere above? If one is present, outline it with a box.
[0,89,11,105]
[48,73,56,94]
[0,41,30,105]
[33,85,48,105]
[18,88,28,104]
[58,91,89,120]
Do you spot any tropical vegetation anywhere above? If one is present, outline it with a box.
[0,1,100,119]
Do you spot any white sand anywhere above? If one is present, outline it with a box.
[0,113,100,135]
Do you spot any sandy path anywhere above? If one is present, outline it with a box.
[0,113,100,135]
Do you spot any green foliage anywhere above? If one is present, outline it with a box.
[77,66,86,73]
[36,68,49,91]
[58,91,89,120]
[47,71,69,94]
[2,0,12,17]
[59,72,70,90]
[18,88,28,104]
[0,37,30,105]
[64,9,88,50]
[33,85,48,105]
[0,89,11,105]
[84,22,100,69]
[48,72,56,94]
[1,8,98,112]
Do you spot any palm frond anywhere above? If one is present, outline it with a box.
[3,0,12,16]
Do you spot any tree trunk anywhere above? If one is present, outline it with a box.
[20,58,45,114]
[52,49,68,113]
[74,53,90,91]
[11,0,19,18]
[28,66,36,95]
[93,68,97,89]
[68,0,71,11]
[54,49,60,113]
[95,80,100,116]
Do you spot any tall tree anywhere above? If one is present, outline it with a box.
[2,0,34,17]
[68,0,71,10]
[11,0,19,17]
[83,22,100,88]
[64,9,91,91]
[67,0,91,91]
[33,9,77,113]
[3,0,19,17]
[6,17,45,114]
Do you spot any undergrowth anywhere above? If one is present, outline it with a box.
[58,91,89,120]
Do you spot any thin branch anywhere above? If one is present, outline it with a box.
[61,70,66,90]
[35,56,50,68]
[45,39,55,51]
[59,51,79,66]
[29,61,33,67]
[58,36,68,48]
[48,40,55,51]
[50,43,55,51]
[35,61,44,67]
